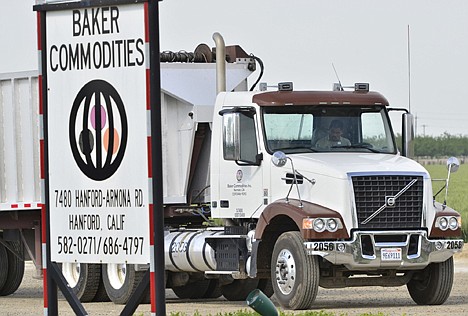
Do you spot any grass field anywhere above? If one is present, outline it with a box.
[425,163,468,241]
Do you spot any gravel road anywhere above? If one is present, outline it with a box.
[1,249,467,316]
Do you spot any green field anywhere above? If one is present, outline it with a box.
[425,163,468,241]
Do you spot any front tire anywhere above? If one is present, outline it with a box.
[271,231,319,310]
[407,257,454,305]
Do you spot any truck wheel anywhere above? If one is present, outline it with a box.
[0,244,9,291]
[271,231,319,310]
[0,241,25,296]
[258,278,274,298]
[102,263,145,304]
[220,279,259,301]
[61,263,100,302]
[407,257,454,305]
[203,279,222,298]
[172,279,211,299]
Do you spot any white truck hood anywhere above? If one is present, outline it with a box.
[289,153,428,179]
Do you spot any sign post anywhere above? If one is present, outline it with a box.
[34,0,165,314]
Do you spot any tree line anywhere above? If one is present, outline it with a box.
[396,133,468,157]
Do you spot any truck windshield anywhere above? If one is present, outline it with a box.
[262,105,396,154]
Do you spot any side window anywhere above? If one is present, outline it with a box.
[361,112,389,149]
[222,110,259,164]
[239,112,259,163]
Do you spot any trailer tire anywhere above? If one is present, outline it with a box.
[220,279,259,301]
[0,244,9,292]
[407,257,454,305]
[61,263,101,302]
[271,231,319,310]
[102,263,145,304]
[91,265,110,302]
[0,241,25,296]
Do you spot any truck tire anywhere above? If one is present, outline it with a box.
[203,279,222,299]
[0,244,9,291]
[0,241,25,296]
[271,231,319,310]
[92,266,110,302]
[220,279,259,301]
[407,257,454,305]
[258,277,274,298]
[172,279,211,299]
[102,263,145,304]
[61,263,100,302]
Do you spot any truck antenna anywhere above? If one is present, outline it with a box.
[332,63,344,91]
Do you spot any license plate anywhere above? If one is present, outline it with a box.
[381,248,402,261]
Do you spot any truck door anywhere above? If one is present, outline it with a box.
[215,108,264,219]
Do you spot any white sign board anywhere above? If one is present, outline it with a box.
[46,3,149,264]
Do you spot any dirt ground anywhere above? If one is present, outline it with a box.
[0,248,467,316]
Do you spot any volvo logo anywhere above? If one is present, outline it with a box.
[385,196,396,208]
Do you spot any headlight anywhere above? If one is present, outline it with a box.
[303,217,343,232]
[438,217,449,231]
[313,218,325,232]
[326,218,338,232]
[449,217,459,230]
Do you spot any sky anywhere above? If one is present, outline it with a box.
[2,0,468,136]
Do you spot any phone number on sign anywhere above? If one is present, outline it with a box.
[57,236,144,255]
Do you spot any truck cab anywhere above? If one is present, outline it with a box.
[209,82,464,309]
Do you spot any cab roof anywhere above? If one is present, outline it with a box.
[252,91,389,106]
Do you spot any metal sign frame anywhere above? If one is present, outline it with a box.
[33,0,165,314]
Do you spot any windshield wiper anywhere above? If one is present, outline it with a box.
[331,144,381,153]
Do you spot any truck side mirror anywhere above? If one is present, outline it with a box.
[402,112,415,158]
[271,151,288,167]
[221,110,261,165]
[447,157,460,173]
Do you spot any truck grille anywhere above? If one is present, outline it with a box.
[352,175,424,229]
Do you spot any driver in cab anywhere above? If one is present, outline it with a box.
[315,119,351,149]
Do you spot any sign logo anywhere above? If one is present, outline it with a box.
[69,80,128,181]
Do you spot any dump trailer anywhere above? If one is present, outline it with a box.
[0,36,464,310]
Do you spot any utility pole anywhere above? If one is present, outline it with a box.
[422,124,427,136]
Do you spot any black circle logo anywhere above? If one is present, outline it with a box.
[69,80,128,181]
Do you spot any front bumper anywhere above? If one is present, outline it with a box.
[304,230,464,270]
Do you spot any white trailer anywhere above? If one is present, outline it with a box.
[0,71,42,294]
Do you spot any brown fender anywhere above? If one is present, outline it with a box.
[255,199,349,240]
[429,202,462,238]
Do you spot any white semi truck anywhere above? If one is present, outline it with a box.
[0,36,464,310]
